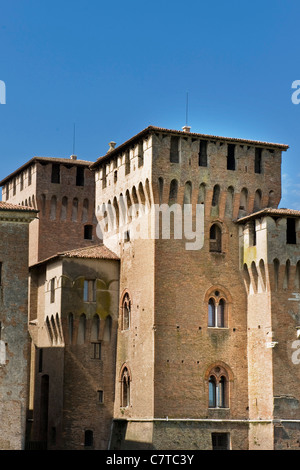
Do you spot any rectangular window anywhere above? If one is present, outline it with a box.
[51,164,60,184]
[84,280,96,302]
[98,390,104,403]
[28,167,32,186]
[138,141,144,167]
[125,151,130,175]
[227,144,236,170]
[92,342,101,359]
[255,148,262,174]
[20,173,24,191]
[212,433,230,450]
[170,136,180,163]
[50,278,55,303]
[6,184,9,200]
[199,140,208,166]
[287,218,297,244]
[76,166,85,186]
[84,225,93,240]
[13,179,16,196]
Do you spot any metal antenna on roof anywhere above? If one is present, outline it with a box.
[186,92,189,126]
[73,123,76,155]
[182,92,191,133]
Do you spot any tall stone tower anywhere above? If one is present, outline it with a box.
[91,125,292,450]
[0,156,97,266]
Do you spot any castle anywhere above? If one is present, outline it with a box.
[0,124,299,450]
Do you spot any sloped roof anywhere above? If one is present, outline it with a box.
[30,244,119,268]
[236,207,300,223]
[0,201,38,212]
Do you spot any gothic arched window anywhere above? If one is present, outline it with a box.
[208,366,229,408]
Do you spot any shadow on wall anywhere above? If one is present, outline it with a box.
[109,420,154,450]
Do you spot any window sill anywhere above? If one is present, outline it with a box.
[207,327,229,330]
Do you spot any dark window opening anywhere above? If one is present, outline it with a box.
[249,220,256,246]
[124,230,130,242]
[76,166,85,186]
[255,148,262,174]
[125,151,130,175]
[114,170,118,183]
[170,136,180,163]
[209,224,222,252]
[0,262,2,286]
[212,433,230,450]
[212,185,220,207]
[227,144,235,170]
[84,430,93,447]
[91,342,101,359]
[38,348,43,373]
[138,141,144,167]
[50,278,55,303]
[98,390,104,403]
[84,225,93,240]
[287,218,297,244]
[51,164,60,184]
[199,140,208,167]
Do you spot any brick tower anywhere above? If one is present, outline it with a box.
[90,125,298,450]
[0,155,97,266]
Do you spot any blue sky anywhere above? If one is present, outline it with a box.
[0,0,300,209]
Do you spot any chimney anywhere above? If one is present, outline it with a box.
[70,155,77,160]
[107,141,116,153]
[182,126,191,133]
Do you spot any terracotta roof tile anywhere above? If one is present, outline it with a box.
[0,201,38,212]
[30,244,119,268]
[236,207,300,223]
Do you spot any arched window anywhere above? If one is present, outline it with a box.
[77,314,86,344]
[91,314,100,342]
[169,179,178,205]
[68,313,74,345]
[208,291,227,328]
[208,366,229,408]
[198,183,206,205]
[82,198,89,223]
[158,177,164,204]
[212,185,220,207]
[72,198,79,222]
[50,196,57,220]
[254,189,262,212]
[225,186,234,218]
[121,292,131,330]
[183,181,192,205]
[120,366,131,408]
[209,224,222,252]
[61,197,68,221]
[104,315,112,341]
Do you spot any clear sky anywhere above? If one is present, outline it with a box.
[0,0,300,209]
